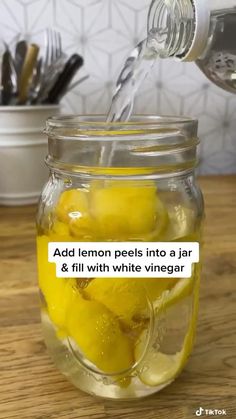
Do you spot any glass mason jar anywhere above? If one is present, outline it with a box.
[37,115,204,400]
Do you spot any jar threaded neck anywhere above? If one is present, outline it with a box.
[147,0,195,58]
[45,115,199,179]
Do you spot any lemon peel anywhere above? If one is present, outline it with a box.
[66,293,134,374]
[37,235,76,330]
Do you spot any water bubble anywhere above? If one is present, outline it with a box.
[140,363,149,374]
[76,278,92,289]
[101,376,110,386]
[153,340,160,351]
[64,178,72,188]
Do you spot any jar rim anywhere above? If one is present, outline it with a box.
[46,114,199,178]
[46,114,198,140]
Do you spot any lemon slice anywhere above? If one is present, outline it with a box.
[135,328,189,387]
[138,351,182,387]
[135,275,199,387]
[150,277,194,315]
[134,325,184,387]
[164,277,194,309]
[163,204,196,241]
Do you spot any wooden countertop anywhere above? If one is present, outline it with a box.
[0,176,236,419]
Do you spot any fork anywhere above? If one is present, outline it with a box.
[35,28,65,102]
[44,28,62,71]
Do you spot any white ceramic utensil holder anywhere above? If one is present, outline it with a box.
[0,105,60,206]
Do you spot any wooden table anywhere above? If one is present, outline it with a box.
[0,176,236,419]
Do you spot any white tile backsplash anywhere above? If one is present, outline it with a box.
[0,0,236,174]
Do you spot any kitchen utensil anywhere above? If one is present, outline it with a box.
[29,57,42,102]
[45,54,84,103]
[18,43,39,104]
[66,75,90,93]
[15,40,27,80]
[7,44,18,104]
[2,49,14,105]
[0,41,6,104]
[0,29,86,105]
[44,28,62,70]
[36,29,65,103]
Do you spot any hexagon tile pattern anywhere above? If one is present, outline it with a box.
[0,0,236,174]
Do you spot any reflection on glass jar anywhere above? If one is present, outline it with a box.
[37,115,204,399]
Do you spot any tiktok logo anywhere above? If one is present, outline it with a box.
[196,408,204,416]
[195,407,227,416]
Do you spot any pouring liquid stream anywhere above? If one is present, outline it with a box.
[99,30,168,167]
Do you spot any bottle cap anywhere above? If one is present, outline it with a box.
[181,0,210,61]
[182,0,236,61]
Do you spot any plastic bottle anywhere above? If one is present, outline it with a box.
[148,0,236,93]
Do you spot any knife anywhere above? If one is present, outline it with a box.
[18,43,39,104]
[44,54,84,104]
[2,49,13,105]
[15,40,27,80]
